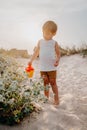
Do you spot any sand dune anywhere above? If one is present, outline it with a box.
[0,54,87,130]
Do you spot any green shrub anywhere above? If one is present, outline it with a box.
[0,55,46,125]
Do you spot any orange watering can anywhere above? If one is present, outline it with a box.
[25,65,34,78]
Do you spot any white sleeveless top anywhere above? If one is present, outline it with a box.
[39,39,57,71]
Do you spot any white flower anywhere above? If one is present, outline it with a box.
[0,94,5,102]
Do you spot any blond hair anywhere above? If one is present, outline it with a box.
[42,21,57,34]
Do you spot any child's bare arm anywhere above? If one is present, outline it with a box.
[54,42,60,66]
[28,41,40,65]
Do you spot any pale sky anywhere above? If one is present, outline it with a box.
[0,0,87,54]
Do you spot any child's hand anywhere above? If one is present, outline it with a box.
[28,61,32,66]
[54,60,59,67]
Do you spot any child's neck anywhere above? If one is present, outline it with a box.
[44,38,52,41]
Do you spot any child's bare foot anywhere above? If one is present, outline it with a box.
[53,100,59,106]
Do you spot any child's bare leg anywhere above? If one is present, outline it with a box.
[43,75,50,98]
[49,78,59,105]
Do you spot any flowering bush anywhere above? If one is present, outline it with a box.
[0,55,46,125]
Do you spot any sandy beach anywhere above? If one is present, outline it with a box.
[0,54,87,130]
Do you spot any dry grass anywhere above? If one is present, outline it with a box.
[0,48,30,58]
[60,44,87,57]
